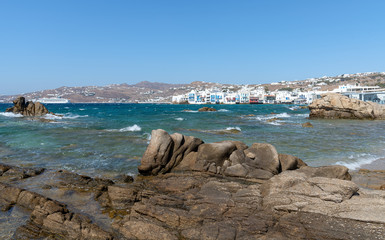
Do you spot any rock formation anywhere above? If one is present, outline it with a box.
[1,131,385,239]
[138,129,309,179]
[5,96,51,116]
[198,107,217,112]
[309,93,385,119]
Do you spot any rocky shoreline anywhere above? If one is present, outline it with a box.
[1,130,385,239]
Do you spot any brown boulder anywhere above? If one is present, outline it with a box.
[196,141,237,169]
[138,129,174,175]
[244,143,280,174]
[279,154,307,171]
[309,93,385,120]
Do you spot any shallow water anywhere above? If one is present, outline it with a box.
[1,103,384,178]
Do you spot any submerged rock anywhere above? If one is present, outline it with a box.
[5,96,52,116]
[302,122,313,128]
[309,93,385,119]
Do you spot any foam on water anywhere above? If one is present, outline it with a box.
[335,154,379,170]
[119,124,142,132]
[175,117,184,121]
[0,112,23,118]
[225,127,241,131]
[218,109,230,112]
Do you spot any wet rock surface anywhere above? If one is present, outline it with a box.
[309,93,385,119]
[198,107,217,112]
[5,96,52,116]
[1,130,385,239]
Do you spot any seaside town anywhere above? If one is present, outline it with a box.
[2,72,384,105]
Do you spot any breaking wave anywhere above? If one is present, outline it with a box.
[119,124,142,132]
[0,112,23,118]
[335,154,379,170]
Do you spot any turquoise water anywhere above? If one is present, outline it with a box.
[1,103,384,177]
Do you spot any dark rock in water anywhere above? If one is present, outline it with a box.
[302,122,313,128]
[198,107,217,112]
[5,96,51,116]
[309,93,385,119]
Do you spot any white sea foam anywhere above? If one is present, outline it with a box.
[225,127,241,131]
[79,108,85,111]
[0,112,23,118]
[175,117,184,121]
[335,154,379,170]
[267,121,281,126]
[218,109,230,112]
[295,114,309,117]
[119,124,142,132]
[275,112,291,118]
[288,106,299,111]
[183,110,198,113]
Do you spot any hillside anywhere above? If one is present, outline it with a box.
[1,72,384,103]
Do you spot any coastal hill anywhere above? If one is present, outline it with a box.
[1,72,384,103]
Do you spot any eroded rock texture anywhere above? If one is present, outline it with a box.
[5,96,51,116]
[309,93,385,119]
[1,130,385,239]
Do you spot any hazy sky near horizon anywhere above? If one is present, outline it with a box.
[1,0,385,95]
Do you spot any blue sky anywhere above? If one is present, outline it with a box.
[1,0,384,95]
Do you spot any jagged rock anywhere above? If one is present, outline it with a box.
[309,93,385,119]
[0,182,113,239]
[198,107,217,112]
[5,96,51,116]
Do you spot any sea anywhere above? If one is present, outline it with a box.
[1,103,385,178]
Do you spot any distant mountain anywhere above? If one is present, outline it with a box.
[133,81,184,90]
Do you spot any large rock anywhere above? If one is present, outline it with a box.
[138,130,310,180]
[309,93,385,119]
[5,96,51,116]
[138,129,175,175]
[244,143,280,174]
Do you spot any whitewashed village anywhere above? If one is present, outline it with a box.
[172,72,385,105]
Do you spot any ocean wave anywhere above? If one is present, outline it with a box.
[225,127,241,131]
[175,117,185,121]
[43,113,88,120]
[295,113,309,117]
[0,112,23,118]
[79,108,85,111]
[218,109,230,112]
[335,154,379,170]
[119,124,142,132]
[182,110,198,113]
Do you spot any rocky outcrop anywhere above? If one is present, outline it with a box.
[309,93,385,119]
[198,107,217,112]
[2,131,385,239]
[5,96,52,116]
[138,129,310,179]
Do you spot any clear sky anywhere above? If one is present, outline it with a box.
[1,0,384,95]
